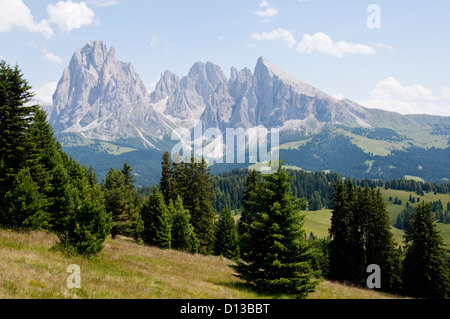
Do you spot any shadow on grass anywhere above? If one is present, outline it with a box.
[216,280,294,299]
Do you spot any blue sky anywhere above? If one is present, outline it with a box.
[1,0,450,116]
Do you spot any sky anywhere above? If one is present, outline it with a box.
[1,0,450,116]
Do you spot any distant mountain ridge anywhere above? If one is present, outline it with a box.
[51,40,450,142]
[48,40,450,185]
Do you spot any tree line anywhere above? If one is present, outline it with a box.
[395,200,450,230]
[385,178,450,195]
[211,169,449,214]
[329,180,450,298]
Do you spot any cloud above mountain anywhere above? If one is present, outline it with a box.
[296,32,376,58]
[251,28,377,58]
[251,28,296,48]
[0,0,97,38]
[0,0,53,38]
[87,0,119,7]
[47,0,96,34]
[360,77,450,116]
[254,1,278,18]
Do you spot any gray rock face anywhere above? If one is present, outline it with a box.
[150,70,180,103]
[161,61,229,126]
[51,40,166,142]
[52,42,378,146]
[154,56,373,132]
[252,57,371,128]
[227,67,258,129]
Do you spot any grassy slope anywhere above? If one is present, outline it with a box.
[0,230,399,299]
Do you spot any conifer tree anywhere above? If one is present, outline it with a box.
[160,151,173,205]
[329,183,402,292]
[193,157,216,254]
[238,169,261,237]
[168,196,198,253]
[60,168,112,256]
[25,107,64,215]
[0,61,36,222]
[4,168,48,230]
[402,202,450,298]
[328,180,353,282]
[87,164,97,188]
[140,187,171,249]
[102,166,142,240]
[365,189,402,292]
[173,156,216,255]
[122,162,135,189]
[48,157,71,235]
[214,207,239,259]
[233,162,319,298]
[345,180,366,284]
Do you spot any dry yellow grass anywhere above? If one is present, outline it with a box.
[0,229,403,299]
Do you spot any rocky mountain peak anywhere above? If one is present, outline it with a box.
[50,40,166,144]
[51,42,385,147]
[150,70,180,103]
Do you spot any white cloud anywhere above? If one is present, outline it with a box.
[0,0,53,38]
[47,0,96,34]
[33,82,58,104]
[254,1,278,18]
[360,77,450,116]
[150,35,175,48]
[150,35,160,48]
[87,0,119,7]
[370,42,394,53]
[442,88,450,99]
[44,52,63,64]
[296,32,376,58]
[251,28,296,48]
[0,0,98,37]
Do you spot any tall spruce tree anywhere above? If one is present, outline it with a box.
[172,156,216,255]
[168,196,198,253]
[0,61,36,224]
[60,166,112,256]
[160,152,173,205]
[365,188,402,292]
[48,156,71,235]
[194,157,216,254]
[26,108,57,185]
[214,207,239,259]
[238,169,261,237]
[329,182,402,292]
[140,187,171,249]
[4,168,48,230]
[102,166,142,240]
[328,180,353,282]
[402,202,450,298]
[122,162,136,189]
[233,162,319,298]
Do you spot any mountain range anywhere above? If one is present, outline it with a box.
[47,40,450,185]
